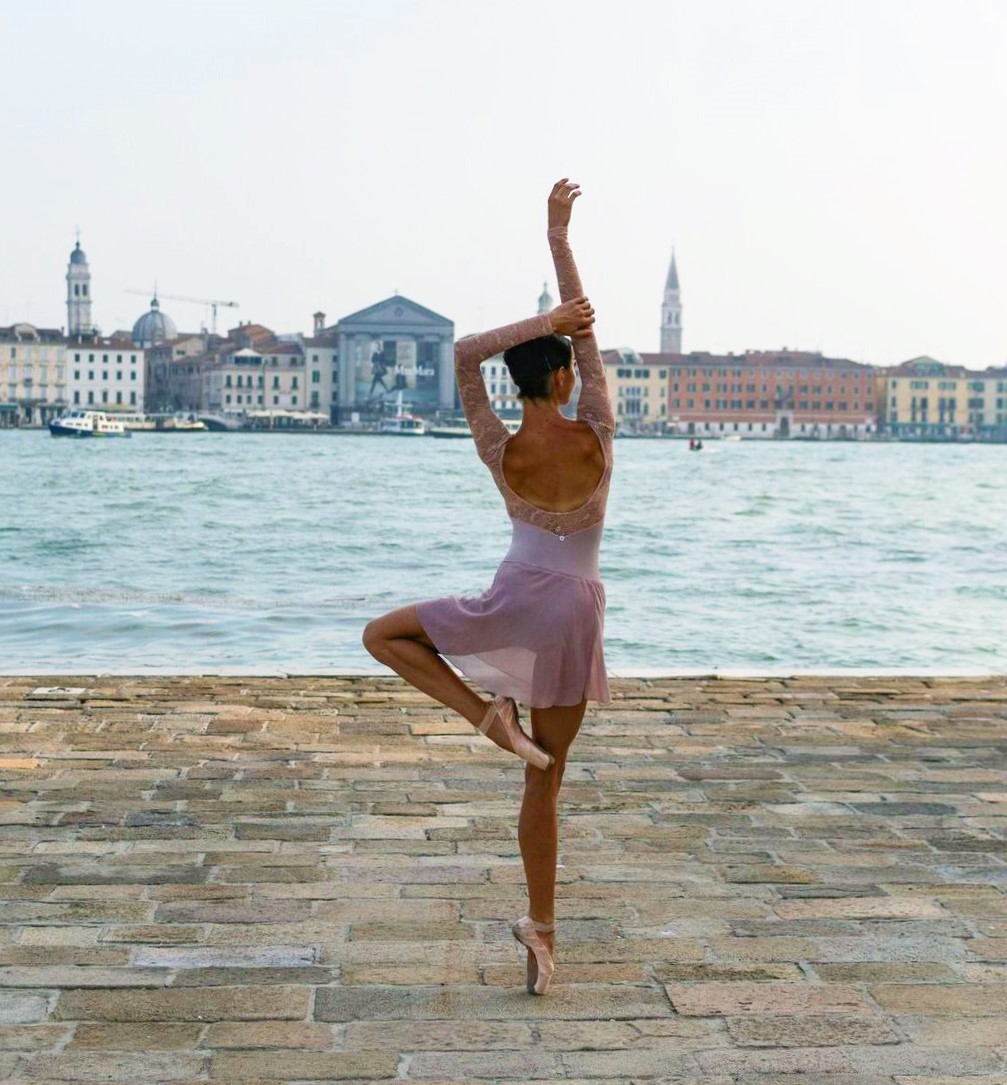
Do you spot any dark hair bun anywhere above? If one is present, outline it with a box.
[503,334,573,401]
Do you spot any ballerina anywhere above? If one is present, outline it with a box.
[363,179,616,994]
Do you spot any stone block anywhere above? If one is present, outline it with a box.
[665,981,873,1016]
[208,1051,398,1079]
[54,985,310,1022]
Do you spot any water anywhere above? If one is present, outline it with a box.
[1,431,1004,675]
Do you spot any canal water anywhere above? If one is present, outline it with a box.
[1,431,1004,675]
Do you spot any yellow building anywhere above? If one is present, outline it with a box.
[879,356,1007,439]
[601,348,671,432]
[0,323,69,426]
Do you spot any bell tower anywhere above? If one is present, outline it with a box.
[66,235,93,337]
[537,282,553,316]
[660,248,682,352]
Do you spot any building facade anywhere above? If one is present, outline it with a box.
[0,324,69,426]
[879,357,1007,439]
[330,295,454,413]
[145,334,212,411]
[67,338,147,411]
[300,312,339,422]
[602,348,671,427]
[602,349,877,437]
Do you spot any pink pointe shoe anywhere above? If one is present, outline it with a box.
[512,915,555,995]
[478,696,554,771]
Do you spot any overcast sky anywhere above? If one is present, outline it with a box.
[2,0,1004,368]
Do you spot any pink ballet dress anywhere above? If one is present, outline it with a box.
[415,226,615,708]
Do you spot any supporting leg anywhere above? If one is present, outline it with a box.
[517,698,588,954]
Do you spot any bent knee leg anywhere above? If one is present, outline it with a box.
[362,605,438,659]
[361,619,387,660]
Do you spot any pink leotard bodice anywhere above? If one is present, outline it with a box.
[453,226,616,542]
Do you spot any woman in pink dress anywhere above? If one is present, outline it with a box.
[363,179,615,995]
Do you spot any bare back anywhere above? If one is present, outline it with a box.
[501,421,606,514]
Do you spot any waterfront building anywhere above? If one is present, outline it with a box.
[66,337,147,412]
[0,323,69,426]
[162,323,307,417]
[328,295,454,413]
[601,348,671,427]
[879,357,1007,439]
[300,312,339,422]
[66,240,92,337]
[659,249,682,353]
[145,334,213,411]
[605,349,877,438]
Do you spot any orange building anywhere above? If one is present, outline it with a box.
[610,349,878,438]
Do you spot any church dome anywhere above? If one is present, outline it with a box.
[69,241,87,266]
[132,296,177,347]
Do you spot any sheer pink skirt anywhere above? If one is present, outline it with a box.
[415,557,610,709]
[410,518,607,711]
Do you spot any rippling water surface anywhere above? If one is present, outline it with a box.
[1,431,1004,674]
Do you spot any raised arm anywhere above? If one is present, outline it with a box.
[455,297,593,464]
[546,179,616,437]
[455,314,553,463]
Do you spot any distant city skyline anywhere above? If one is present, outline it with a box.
[2,0,1005,368]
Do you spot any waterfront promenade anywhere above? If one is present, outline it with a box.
[1,673,1005,1083]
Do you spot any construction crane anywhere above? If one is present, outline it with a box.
[125,289,239,335]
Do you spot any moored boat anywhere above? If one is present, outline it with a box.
[380,391,425,435]
[48,410,132,438]
[427,419,473,438]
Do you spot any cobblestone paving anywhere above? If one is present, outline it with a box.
[1,674,1006,1084]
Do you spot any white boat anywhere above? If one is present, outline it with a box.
[151,413,208,432]
[48,410,132,438]
[723,434,742,442]
[116,411,157,431]
[427,419,473,439]
[380,390,425,435]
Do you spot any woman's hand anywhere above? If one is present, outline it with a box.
[549,296,595,338]
[548,177,581,230]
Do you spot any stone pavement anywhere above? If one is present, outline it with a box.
[1,673,1006,1085]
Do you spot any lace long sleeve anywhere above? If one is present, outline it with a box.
[547,226,616,437]
[455,313,554,463]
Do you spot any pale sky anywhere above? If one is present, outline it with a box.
[2,0,1004,368]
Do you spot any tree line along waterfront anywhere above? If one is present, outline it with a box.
[1,239,1005,440]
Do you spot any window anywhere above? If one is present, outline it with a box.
[273,395,279,405]
[74,390,80,404]
[74,370,80,380]
[87,390,94,404]
[116,371,122,381]
[312,371,320,384]
[88,371,94,380]
[130,392,136,405]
